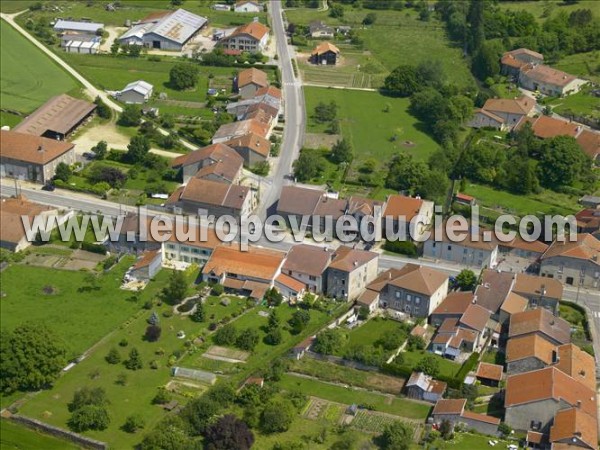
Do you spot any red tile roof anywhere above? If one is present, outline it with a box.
[432,398,466,415]
[476,362,503,381]
[1,130,74,164]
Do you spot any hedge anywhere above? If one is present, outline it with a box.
[81,242,107,255]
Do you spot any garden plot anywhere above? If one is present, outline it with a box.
[350,410,401,433]
[202,345,250,363]
[303,397,346,425]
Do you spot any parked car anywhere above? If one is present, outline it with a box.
[41,183,55,191]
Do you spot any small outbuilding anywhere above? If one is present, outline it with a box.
[475,362,503,387]
[311,42,340,65]
[117,80,154,104]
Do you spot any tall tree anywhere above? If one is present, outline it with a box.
[0,323,67,394]
[126,135,150,164]
[204,414,254,450]
[161,270,188,304]
[330,138,354,164]
[379,421,414,450]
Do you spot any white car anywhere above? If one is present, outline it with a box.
[507,445,518,450]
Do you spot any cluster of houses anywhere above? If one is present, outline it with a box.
[403,265,598,447]
[164,64,280,216]
[500,48,588,97]
[469,47,599,164]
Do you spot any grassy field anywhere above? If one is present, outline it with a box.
[0,111,23,128]
[554,51,600,84]
[287,7,474,89]
[15,1,267,28]
[500,0,600,22]
[0,420,82,450]
[289,358,406,395]
[0,258,168,358]
[278,374,431,420]
[0,20,77,113]
[304,87,439,163]
[18,293,339,448]
[550,87,600,121]
[426,432,515,450]
[463,182,580,217]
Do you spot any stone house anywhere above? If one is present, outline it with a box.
[281,243,334,294]
[540,234,600,289]
[362,264,449,318]
[504,367,597,433]
[218,21,269,53]
[170,143,243,184]
[505,334,557,375]
[383,194,433,242]
[0,130,75,184]
[429,291,475,327]
[325,246,378,301]
[431,399,500,436]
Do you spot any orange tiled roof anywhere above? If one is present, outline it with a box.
[550,407,598,450]
[227,21,269,40]
[432,398,466,415]
[311,41,340,56]
[202,244,285,281]
[542,234,600,264]
[554,343,596,391]
[506,333,556,365]
[1,130,74,165]
[509,308,571,344]
[238,67,268,89]
[476,362,503,381]
[505,367,597,418]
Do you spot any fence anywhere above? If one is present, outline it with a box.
[10,414,107,450]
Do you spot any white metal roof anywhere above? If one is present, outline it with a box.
[118,23,149,41]
[122,80,154,96]
[146,9,207,44]
[54,20,104,33]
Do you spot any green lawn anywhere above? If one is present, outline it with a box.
[345,318,406,349]
[400,350,461,379]
[550,87,599,121]
[278,374,431,420]
[0,20,77,113]
[0,1,40,13]
[304,87,439,163]
[0,420,82,450]
[463,182,580,217]
[0,111,23,128]
[0,258,168,358]
[426,432,516,450]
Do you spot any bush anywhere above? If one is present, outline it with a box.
[211,284,224,296]
[144,325,162,342]
[119,339,128,347]
[152,387,171,405]
[123,414,145,433]
[105,348,121,364]
[81,242,107,255]
[383,240,417,256]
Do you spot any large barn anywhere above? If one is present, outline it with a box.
[118,9,207,51]
[13,94,96,140]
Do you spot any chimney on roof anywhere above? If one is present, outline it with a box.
[576,400,582,409]
[37,144,44,153]
[354,261,358,267]
[552,350,559,363]
[541,284,546,296]
[550,319,555,326]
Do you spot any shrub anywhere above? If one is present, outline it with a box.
[123,414,145,433]
[211,284,224,296]
[119,339,128,347]
[383,240,417,256]
[152,387,172,405]
[144,325,162,342]
[105,348,121,364]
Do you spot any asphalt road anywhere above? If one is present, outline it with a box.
[256,0,305,220]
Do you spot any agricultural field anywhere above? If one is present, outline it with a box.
[0,420,82,450]
[0,20,78,114]
[277,373,431,420]
[549,86,600,122]
[304,87,439,163]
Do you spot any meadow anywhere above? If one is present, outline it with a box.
[500,0,600,22]
[304,87,439,163]
[553,51,600,84]
[0,20,77,113]
[0,258,167,358]
[286,7,474,89]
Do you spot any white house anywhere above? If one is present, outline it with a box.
[234,1,261,13]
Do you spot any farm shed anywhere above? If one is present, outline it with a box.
[53,20,104,34]
[117,80,154,104]
[14,94,96,140]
